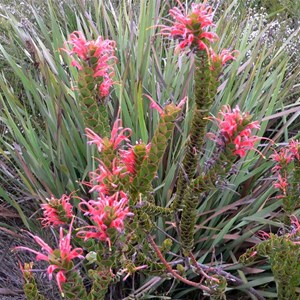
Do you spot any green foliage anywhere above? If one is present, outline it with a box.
[283,159,300,217]
[21,263,46,300]
[63,269,88,299]
[132,103,182,197]
[205,275,227,300]
[77,67,110,136]
[240,232,300,300]
[87,267,112,300]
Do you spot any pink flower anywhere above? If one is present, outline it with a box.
[145,94,187,117]
[273,174,288,195]
[15,220,83,295]
[257,230,271,240]
[85,119,131,152]
[77,192,133,244]
[209,48,239,69]
[289,139,300,160]
[99,76,114,97]
[40,194,73,227]
[208,105,260,157]
[289,215,300,236]
[145,94,164,116]
[61,31,116,97]
[120,147,136,175]
[63,31,89,60]
[87,159,127,195]
[160,1,218,52]
[56,271,67,295]
[270,148,294,172]
[233,134,259,157]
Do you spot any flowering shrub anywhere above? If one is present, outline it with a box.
[11,1,300,300]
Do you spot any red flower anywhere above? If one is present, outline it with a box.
[40,194,73,227]
[61,31,116,97]
[15,219,83,295]
[99,75,114,98]
[208,105,260,157]
[160,1,218,52]
[85,119,131,152]
[77,192,133,245]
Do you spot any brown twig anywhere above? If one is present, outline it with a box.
[147,235,211,293]
[189,251,219,283]
[194,262,266,300]
[147,237,265,300]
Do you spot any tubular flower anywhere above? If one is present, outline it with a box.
[146,94,187,117]
[289,215,300,237]
[270,148,294,172]
[208,105,260,157]
[209,48,239,70]
[257,230,271,241]
[119,147,136,175]
[77,192,133,244]
[14,220,83,295]
[61,31,116,97]
[273,174,288,195]
[160,1,218,52]
[40,194,73,227]
[85,119,131,152]
[86,159,127,195]
[289,139,300,160]
[270,140,300,197]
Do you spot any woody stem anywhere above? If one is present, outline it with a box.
[147,235,211,293]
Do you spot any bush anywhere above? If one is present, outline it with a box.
[0,0,299,299]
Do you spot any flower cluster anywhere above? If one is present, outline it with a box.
[208,105,260,157]
[84,119,136,194]
[161,2,217,52]
[85,119,131,153]
[15,220,83,295]
[62,31,116,97]
[78,120,150,244]
[40,194,73,227]
[271,139,300,196]
[77,192,133,246]
[161,1,237,67]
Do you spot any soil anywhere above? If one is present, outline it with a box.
[0,227,60,300]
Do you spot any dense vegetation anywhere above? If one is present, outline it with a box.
[0,0,299,299]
